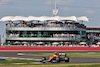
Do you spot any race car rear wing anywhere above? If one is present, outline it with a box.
[58,52,66,56]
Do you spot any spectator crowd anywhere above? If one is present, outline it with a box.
[6,22,86,28]
[53,33,77,39]
[0,43,100,47]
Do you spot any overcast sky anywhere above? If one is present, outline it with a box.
[0,0,100,39]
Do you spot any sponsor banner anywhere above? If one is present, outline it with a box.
[53,9,58,15]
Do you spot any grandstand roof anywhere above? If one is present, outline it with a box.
[0,16,89,22]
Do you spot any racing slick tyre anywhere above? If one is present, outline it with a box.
[64,57,69,62]
[41,57,46,63]
[56,57,60,63]
[42,57,46,60]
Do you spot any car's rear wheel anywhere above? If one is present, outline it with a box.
[64,57,69,62]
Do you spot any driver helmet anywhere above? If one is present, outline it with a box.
[55,52,58,55]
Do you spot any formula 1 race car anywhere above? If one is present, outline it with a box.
[40,52,69,63]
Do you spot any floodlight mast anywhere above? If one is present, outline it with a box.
[52,0,58,16]
[55,0,57,9]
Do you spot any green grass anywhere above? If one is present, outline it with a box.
[67,53,100,57]
[0,63,100,67]
[0,58,39,64]
[25,52,100,57]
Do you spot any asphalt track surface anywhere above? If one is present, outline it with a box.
[0,51,100,64]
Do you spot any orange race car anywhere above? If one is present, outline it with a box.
[40,52,69,63]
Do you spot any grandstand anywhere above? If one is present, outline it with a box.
[0,16,89,46]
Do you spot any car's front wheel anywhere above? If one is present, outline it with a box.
[41,57,46,63]
[56,57,60,63]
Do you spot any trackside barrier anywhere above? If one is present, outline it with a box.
[0,47,100,51]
